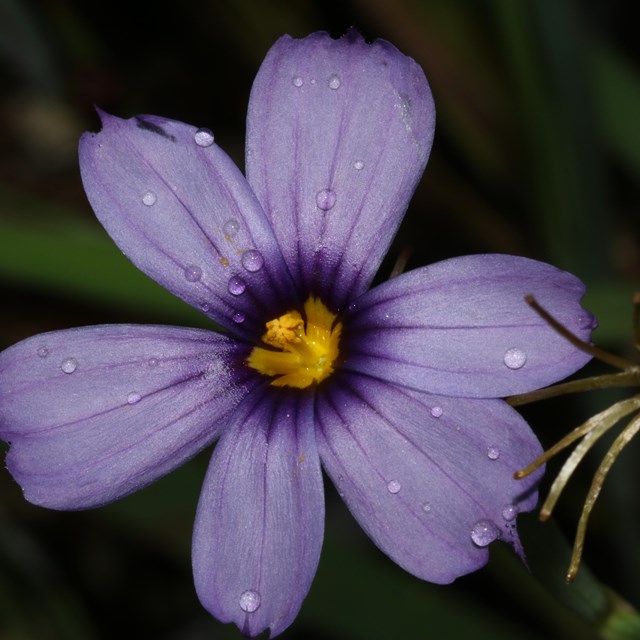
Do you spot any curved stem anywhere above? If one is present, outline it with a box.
[525,294,638,370]
[507,370,640,406]
[566,412,640,583]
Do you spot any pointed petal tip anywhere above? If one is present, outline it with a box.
[94,105,108,122]
[89,106,120,130]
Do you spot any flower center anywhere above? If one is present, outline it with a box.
[247,297,342,388]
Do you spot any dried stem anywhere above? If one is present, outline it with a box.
[389,247,413,279]
[514,397,640,481]
[507,370,640,406]
[566,411,640,583]
[539,397,640,519]
[525,294,638,371]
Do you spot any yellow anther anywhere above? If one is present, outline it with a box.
[248,297,341,388]
[263,312,304,349]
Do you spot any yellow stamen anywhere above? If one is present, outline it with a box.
[247,297,341,388]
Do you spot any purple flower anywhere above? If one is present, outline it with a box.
[0,32,594,637]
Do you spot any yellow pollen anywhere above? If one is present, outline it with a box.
[247,297,342,388]
[264,312,304,349]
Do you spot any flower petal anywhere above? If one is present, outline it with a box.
[0,325,253,509]
[79,112,298,338]
[246,31,435,309]
[345,254,595,397]
[193,387,323,638]
[316,373,543,583]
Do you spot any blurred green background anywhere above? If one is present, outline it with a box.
[1,1,639,639]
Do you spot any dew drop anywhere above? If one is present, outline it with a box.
[142,191,157,206]
[228,275,246,296]
[60,357,78,374]
[316,188,336,211]
[503,347,527,370]
[353,160,364,171]
[127,392,141,405]
[387,479,401,494]
[194,127,215,147]
[502,504,517,521]
[184,265,202,282]
[470,519,501,547]
[239,589,261,613]
[232,311,246,324]
[292,75,304,87]
[201,302,211,313]
[487,446,500,460]
[241,249,264,273]
[148,357,159,368]
[36,346,49,358]
[430,406,443,418]
[422,502,432,513]
[328,74,341,90]
[223,219,240,237]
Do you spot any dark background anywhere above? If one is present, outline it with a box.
[1,1,639,638]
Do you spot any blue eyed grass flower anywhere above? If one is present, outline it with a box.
[0,32,595,637]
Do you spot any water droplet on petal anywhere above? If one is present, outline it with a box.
[37,346,49,358]
[422,502,432,513]
[239,589,261,613]
[142,191,157,206]
[470,519,501,547]
[387,479,401,494]
[148,357,159,367]
[241,249,264,273]
[127,392,141,405]
[201,302,211,313]
[430,406,443,418]
[60,357,78,374]
[487,446,500,460]
[502,504,517,521]
[353,160,364,170]
[184,265,202,282]
[228,276,246,296]
[292,75,304,87]
[316,189,336,211]
[232,311,246,324]
[223,219,240,237]
[328,74,341,90]
[194,127,215,147]
[503,347,527,369]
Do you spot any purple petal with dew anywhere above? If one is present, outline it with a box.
[0,325,255,509]
[315,373,543,583]
[344,254,596,398]
[193,386,323,638]
[246,31,435,310]
[79,112,298,338]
